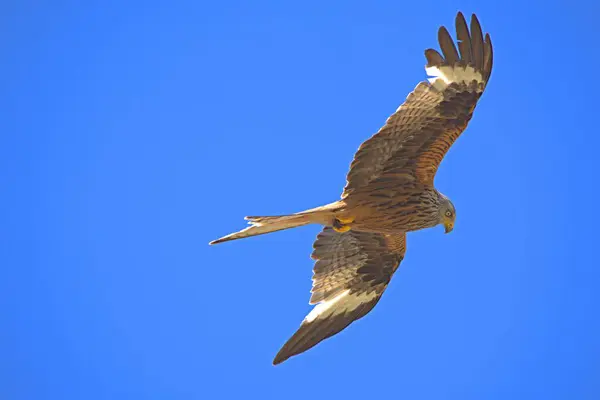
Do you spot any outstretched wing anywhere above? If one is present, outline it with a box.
[342,12,493,198]
[273,228,406,365]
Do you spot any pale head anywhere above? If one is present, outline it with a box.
[438,194,456,234]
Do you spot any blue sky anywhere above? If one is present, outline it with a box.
[2,0,600,399]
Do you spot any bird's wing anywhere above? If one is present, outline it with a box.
[342,12,493,197]
[273,228,406,365]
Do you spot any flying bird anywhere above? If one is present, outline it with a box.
[210,12,493,365]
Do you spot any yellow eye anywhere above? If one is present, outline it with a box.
[445,210,452,217]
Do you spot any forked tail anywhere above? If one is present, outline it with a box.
[209,203,341,245]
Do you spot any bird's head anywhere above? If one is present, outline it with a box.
[438,196,456,234]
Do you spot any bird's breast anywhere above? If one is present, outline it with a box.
[346,190,439,233]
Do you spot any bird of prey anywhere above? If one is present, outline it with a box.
[210,12,493,365]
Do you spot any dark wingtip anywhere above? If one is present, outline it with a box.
[471,13,481,28]
[424,11,493,86]
[425,48,444,67]
[455,12,467,30]
[455,11,467,33]
[272,352,289,365]
[484,32,494,81]
[455,11,472,65]
[437,26,459,64]
[469,13,484,71]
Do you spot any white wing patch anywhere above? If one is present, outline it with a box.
[426,65,484,91]
[304,289,377,323]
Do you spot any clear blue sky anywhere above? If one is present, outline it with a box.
[2,0,599,399]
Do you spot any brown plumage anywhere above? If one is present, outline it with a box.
[273,230,406,365]
[210,12,493,364]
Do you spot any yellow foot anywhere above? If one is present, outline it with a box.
[333,217,353,233]
[336,216,355,224]
[333,224,351,233]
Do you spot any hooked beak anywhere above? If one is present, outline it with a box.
[444,222,454,234]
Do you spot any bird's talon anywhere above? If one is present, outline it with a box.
[333,218,352,233]
[333,224,351,233]
[336,216,355,224]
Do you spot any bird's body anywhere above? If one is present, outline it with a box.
[337,185,444,233]
[210,12,493,365]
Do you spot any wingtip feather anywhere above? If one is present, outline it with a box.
[469,13,484,71]
[437,26,459,64]
[425,11,492,89]
[272,353,287,365]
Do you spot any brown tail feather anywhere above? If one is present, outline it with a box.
[209,203,341,245]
